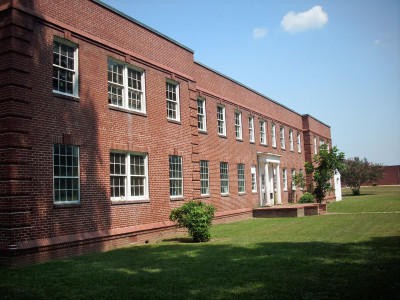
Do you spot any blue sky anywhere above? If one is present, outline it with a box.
[102,0,400,165]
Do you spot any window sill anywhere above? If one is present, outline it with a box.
[218,134,227,139]
[170,196,184,201]
[200,194,211,198]
[53,92,80,102]
[109,105,147,117]
[238,192,246,196]
[260,143,268,147]
[221,193,230,197]
[167,118,181,125]
[54,202,81,208]
[250,141,255,144]
[236,138,243,142]
[251,191,258,194]
[198,130,208,135]
[111,199,150,205]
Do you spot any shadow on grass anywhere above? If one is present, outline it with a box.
[162,237,195,243]
[1,236,399,300]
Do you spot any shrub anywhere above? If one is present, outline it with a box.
[298,192,315,203]
[170,201,216,242]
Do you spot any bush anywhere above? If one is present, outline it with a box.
[170,201,216,242]
[298,192,315,203]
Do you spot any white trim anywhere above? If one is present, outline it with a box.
[107,58,146,114]
[110,151,149,202]
[235,111,243,140]
[166,80,180,122]
[271,123,276,148]
[217,105,226,136]
[197,98,207,132]
[248,116,255,143]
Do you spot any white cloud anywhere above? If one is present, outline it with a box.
[252,27,268,39]
[281,5,328,33]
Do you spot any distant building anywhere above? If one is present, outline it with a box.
[376,166,400,185]
[0,0,333,264]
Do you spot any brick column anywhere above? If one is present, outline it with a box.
[188,81,200,199]
[0,3,33,255]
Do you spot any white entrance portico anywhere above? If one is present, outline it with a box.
[257,152,282,206]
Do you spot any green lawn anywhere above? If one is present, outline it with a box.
[1,186,399,299]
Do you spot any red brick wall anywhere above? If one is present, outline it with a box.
[376,166,400,185]
[0,0,333,263]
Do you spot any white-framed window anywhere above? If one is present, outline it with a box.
[314,136,318,154]
[108,59,146,113]
[299,169,304,190]
[282,168,287,191]
[220,162,229,195]
[280,126,285,149]
[237,163,245,193]
[271,123,277,148]
[289,129,294,151]
[251,166,257,193]
[297,132,302,153]
[169,155,183,198]
[166,81,180,121]
[320,139,325,148]
[53,38,79,97]
[217,105,226,136]
[248,116,255,143]
[292,169,296,190]
[235,111,242,140]
[110,152,149,201]
[200,160,209,196]
[53,144,80,204]
[197,98,207,132]
[260,120,267,145]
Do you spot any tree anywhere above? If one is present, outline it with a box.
[293,171,306,192]
[341,157,383,195]
[305,144,345,203]
[170,201,215,242]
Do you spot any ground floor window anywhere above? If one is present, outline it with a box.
[53,144,80,203]
[110,152,148,201]
[238,163,245,193]
[169,155,183,198]
[251,166,257,192]
[220,162,229,195]
[200,160,209,196]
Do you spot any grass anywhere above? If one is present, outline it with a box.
[1,186,399,299]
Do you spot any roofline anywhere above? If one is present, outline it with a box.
[195,61,303,117]
[302,114,331,128]
[92,0,194,54]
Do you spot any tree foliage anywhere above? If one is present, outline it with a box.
[170,201,215,242]
[305,144,345,203]
[341,157,383,195]
[293,171,306,191]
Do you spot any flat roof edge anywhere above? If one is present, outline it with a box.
[194,61,302,118]
[92,0,194,54]
[302,114,331,128]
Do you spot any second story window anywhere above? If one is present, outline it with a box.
[248,116,255,143]
[53,39,79,97]
[280,126,285,149]
[217,105,226,136]
[260,120,267,145]
[166,81,180,121]
[197,98,207,132]
[108,59,146,113]
[289,129,294,151]
[297,132,302,153]
[235,111,242,140]
[271,123,277,148]
[314,136,318,154]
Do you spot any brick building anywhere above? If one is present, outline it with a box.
[0,0,333,264]
[376,166,400,186]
